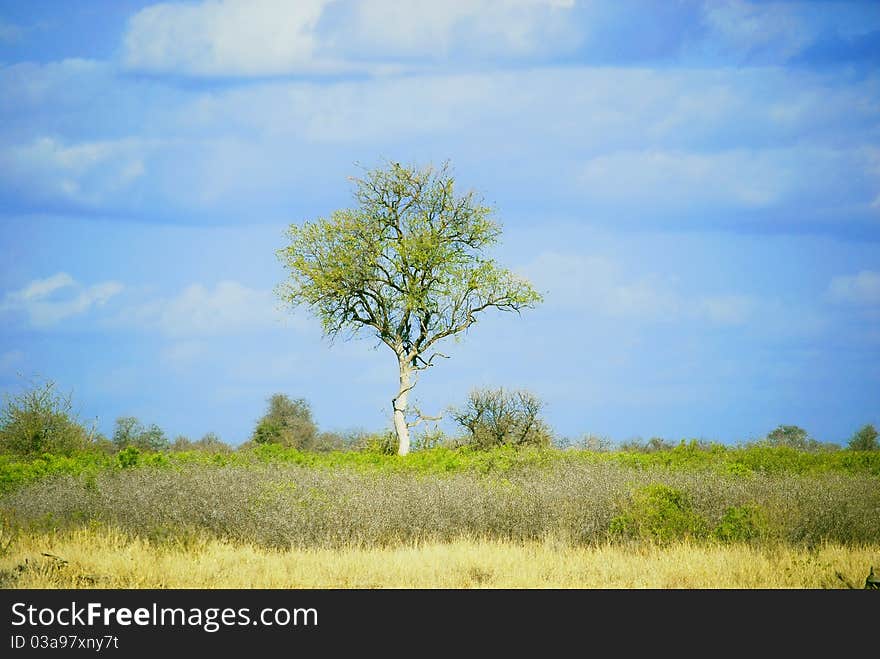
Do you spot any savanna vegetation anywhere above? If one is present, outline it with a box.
[0,377,878,588]
[4,162,873,588]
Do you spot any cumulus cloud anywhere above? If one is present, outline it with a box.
[122,0,578,76]
[0,273,124,328]
[828,270,880,306]
[335,0,578,61]
[123,0,331,76]
[121,280,300,337]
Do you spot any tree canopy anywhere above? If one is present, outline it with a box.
[276,161,541,454]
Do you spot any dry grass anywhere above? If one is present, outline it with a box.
[1,528,876,589]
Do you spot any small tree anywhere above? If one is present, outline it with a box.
[764,425,817,451]
[193,432,231,453]
[277,161,542,455]
[112,416,168,451]
[848,424,879,451]
[0,378,88,455]
[451,387,551,449]
[251,394,317,449]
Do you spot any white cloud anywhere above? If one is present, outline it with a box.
[701,0,811,61]
[0,273,124,328]
[522,251,755,326]
[336,0,578,60]
[578,149,793,209]
[124,0,331,76]
[123,280,301,337]
[828,270,880,306]
[0,136,150,208]
[122,0,578,76]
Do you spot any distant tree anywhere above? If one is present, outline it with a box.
[451,387,551,450]
[112,416,168,451]
[765,425,818,451]
[848,424,879,451]
[309,431,346,453]
[194,432,230,452]
[112,416,141,449]
[276,161,542,455]
[251,394,317,449]
[0,378,88,455]
[171,435,193,452]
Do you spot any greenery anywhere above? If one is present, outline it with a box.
[451,387,552,449]
[251,394,317,449]
[0,379,90,456]
[112,416,169,451]
[2,454,877,549]
[276,161,542,455]
[848,424,878,451]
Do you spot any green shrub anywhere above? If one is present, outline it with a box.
[117,446,140,469]
[848,424,878,451]
[610,484,709,543]
[357,431,398,456]
[713,504,767,542]
[0,379,89,456]
[251,394,317,449]
[112,417,169,451]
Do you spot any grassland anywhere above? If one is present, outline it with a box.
[1,444,878,588]
[2,529,877,589]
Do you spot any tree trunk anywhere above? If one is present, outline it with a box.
[393,358,412,456]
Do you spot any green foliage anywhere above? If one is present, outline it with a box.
[610,484,709,543]
[112,417,169,451]
[713,504,767,542]
[0,451,113,496]
[356,431,399,456]
[848,424,879,451]
[117,446,140,469]
[763,425,823,451]
[275,161,542,453]
[0,379,89,456]
[251,394,317,449]
[276,161,542,346]
[451,388,552,450]
[619,437,676,452]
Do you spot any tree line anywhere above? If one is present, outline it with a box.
[0,377,876,457]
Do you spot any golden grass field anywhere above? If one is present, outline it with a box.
[2,528,877,588]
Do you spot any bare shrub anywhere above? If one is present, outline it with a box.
[451,388,552,449]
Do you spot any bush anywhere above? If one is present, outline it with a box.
[763,425,822,451]
[848,424,878,451]
[356,431,398,455]
[117,446,140,469]
[610,484,709,543]
[0,379,89,456]
[251,394,317,449]
[713,504,766,542]
[619,437,675,453]
[112,417,169,451]
[451,388,552,450]
[192,432,231,453]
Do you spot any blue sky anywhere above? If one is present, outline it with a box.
[1,0,878,446]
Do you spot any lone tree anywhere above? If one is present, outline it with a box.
[276,161,542,455]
